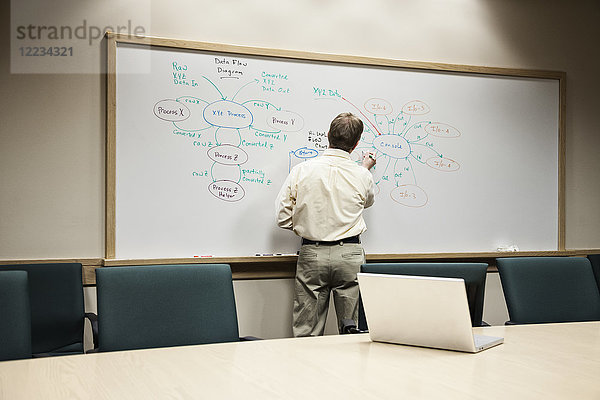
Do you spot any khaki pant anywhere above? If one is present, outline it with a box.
[292,243,365,337]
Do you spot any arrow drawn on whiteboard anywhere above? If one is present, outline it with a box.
[232,79,260,101]
[341,96,383,135]
[202,76,226,100]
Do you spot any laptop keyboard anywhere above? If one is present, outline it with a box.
[473,334,487,347]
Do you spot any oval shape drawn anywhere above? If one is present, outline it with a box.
[207,145,248,166]
[292,147,319,159]
[207,180,245,202]
[153,99,190,122]
[364,98,393,115]
[203,100,253,129]
[425,123,461,138]
[390,184,428,207]
[267,110,304,132]
[373,135,411,159]
[426,156,460,172]
[402,100,430,115]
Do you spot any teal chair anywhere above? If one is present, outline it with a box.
[358,263,489,330]
[0,270,32,361]
[587,254,600,293]
[0,263,97,357]
[96,264,242,352]
[496,257,600,324]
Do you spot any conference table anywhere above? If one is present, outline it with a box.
[1,322,598,399]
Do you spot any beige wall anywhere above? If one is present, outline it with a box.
[1,0,599,259]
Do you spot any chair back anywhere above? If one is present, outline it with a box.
[359,263,488,329]
[587,254,600,294]
[0,263,85,356]
[0,270,32,361]
[96,264,240,352]
[497,257,600,324]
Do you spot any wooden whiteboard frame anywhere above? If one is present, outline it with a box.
[105,32,566,261]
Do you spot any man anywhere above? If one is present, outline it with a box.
[276,112,376,336]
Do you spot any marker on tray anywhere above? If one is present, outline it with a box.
[255,253,298,256]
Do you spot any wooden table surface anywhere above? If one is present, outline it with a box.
[1,322,599,399]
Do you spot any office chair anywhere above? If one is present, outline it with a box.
[96,264,244,352]
[358,263,489,331]
[496,257,600,324]
[0,270,32,361]
[0,263,98,356]
[587,254,600,294]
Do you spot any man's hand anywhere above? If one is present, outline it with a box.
[362,152,376,170]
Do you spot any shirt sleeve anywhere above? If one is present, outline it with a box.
[275,171,295,230]
[364,172,375,209]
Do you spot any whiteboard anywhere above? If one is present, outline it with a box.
[109,36,562,259]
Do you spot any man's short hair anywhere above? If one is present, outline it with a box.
[328,112,364,152]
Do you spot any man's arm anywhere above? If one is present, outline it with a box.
[364,175,375,209]
[362,152,376,209]
[275,173,295,229]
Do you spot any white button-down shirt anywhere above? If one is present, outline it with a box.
[275,148,375,241]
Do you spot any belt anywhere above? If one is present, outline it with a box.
[301,235,361,246]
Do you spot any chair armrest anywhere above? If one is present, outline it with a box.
[32,353,52,358]
[85,312,99,350]
[240,336,262,341]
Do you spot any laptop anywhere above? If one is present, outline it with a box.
[357,273,504,353]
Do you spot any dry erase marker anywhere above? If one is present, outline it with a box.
[363,151,375,159]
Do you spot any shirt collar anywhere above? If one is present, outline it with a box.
[323,148,352,159]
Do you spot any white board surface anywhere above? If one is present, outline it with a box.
[113,42,559,259]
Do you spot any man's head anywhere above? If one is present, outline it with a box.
[327,112,364,153]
